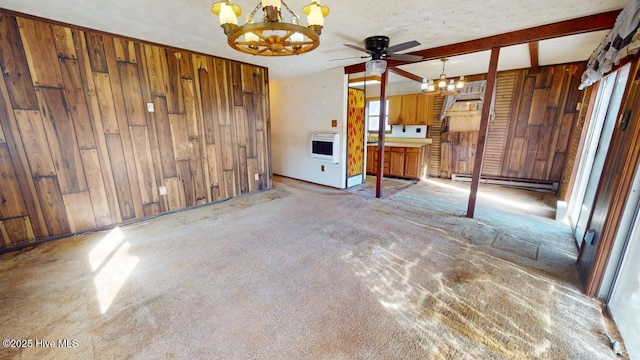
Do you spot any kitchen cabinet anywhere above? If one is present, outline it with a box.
[389,148,405,177]
[404,148,421,178]
[366,145,429,179]
[388,94,432,126]
[388,96,403,125]
[416,94,433,125]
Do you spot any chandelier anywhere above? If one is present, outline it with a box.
[211,0,329,56]
[422,58,465,96]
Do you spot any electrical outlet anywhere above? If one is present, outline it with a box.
[159,186,167,195]
[254,173,259,180]
[147,103,155,112]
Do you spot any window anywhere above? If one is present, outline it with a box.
[366,99,391,132]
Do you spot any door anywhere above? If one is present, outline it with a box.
[347,88,366,188]
[570,65,630,246]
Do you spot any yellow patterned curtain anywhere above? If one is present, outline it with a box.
[347,88,365,177]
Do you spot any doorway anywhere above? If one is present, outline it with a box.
[568,64,631,247]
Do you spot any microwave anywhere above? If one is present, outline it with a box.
[311,133,340,163]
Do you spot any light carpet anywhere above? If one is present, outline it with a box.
[0,176,626,359]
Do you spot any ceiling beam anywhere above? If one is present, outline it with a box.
[529,42,539,70]
[344,10,619,74]
[389,67,423,83]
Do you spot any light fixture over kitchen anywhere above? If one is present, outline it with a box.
[211,0,329,56]
[422,58,465,96]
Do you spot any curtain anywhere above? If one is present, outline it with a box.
[579,0,640,89]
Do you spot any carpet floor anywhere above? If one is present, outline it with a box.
[0,176,627,359]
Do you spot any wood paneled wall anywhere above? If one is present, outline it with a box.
[0,12,271,249]
[437,63,585,183]
[502,63,585,181]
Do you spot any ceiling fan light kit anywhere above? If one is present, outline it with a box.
[366,59,387,76]
[211,0,329,56]
[423,58,466,96]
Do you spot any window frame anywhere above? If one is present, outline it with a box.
[366,97,391,134]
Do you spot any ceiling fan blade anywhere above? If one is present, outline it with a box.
[385,40,421,54]
[387,53,423,62]
[329,55,370,61]
[343,43,374,54]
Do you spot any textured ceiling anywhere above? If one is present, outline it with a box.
[0,0,627,83]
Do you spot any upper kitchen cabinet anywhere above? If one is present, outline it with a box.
[388,95,403,125]
[388,94,433,126]
[416,94,433,125]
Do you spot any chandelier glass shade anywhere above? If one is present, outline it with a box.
[422,58,465,96]
[211,0,329,56]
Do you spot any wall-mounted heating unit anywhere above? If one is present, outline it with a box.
[311,133,339,163]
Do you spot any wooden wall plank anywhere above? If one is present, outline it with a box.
[144,44,168,97]
[85,33,108,73]
[230,62,243,106]
[0,14,38,110]
[14,109,56,177]
[143,203,161,217]
[199,67,217,145]
[114,38,137,64]
[79,149,112,227]
[34,176,71,236]
[164,177,185,211]
[214,59,233,126]
[105,134,136,221]
[0,216,35,246]
[165,49,185,114]
[179,52,195,80]
[241,64,256,94]
[234,105,248,148]
[129,126,159,205]
[0,144,27,219]
[152,96,177,177]
[118,62,147,126]
[62,191,96,233]
[93,73,121,134]
[189,138,207,202]
[245,94,258,157]
[51,25,77,60]
[219,125,235,171]
[176,160,195,207]
[528,88,550,125]
[59,58,96,149]
[36,88,88,194]
[514,75,536,137]
[223,169,238,198]
[17,17,63,88]
[182,79,200,138]
[169,114,190,161]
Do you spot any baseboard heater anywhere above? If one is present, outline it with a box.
[451,174,558,191]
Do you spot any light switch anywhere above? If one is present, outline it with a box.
[147,103,155,112]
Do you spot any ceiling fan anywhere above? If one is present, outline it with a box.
[338,35,423,62]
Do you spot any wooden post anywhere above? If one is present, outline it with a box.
[375,67,389,198]
[466,47,500,218]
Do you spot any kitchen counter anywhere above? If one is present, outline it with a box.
[366,138,432,148]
